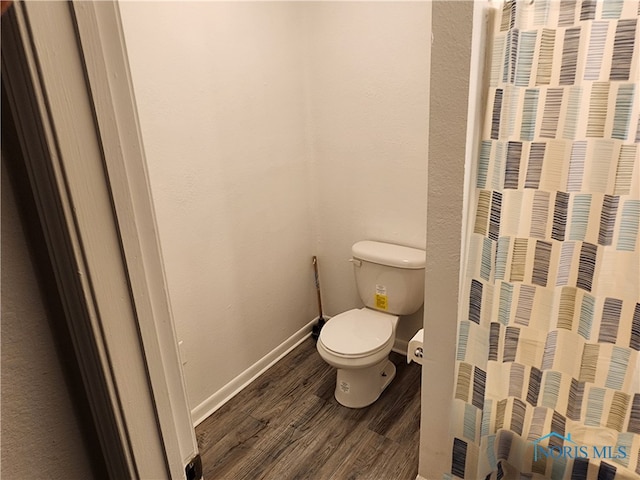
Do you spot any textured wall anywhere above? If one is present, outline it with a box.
[1,160,95,480]
[120,1,431,412]
[419,1,485,478]
[120,2,318,411]
[305,2,430,343]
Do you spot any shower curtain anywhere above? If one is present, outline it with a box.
[450,0,640,479]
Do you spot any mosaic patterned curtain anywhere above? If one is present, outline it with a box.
[449,1,640,478]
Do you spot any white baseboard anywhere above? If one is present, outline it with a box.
[191,316,324,426]
[392,338,409,357]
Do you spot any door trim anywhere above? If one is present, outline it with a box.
[1,1,198,478]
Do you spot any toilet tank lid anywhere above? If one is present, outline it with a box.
[352,241,425,269]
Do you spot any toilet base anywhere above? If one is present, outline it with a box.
[334,358,396,408]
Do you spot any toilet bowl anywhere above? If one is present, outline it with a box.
[316,240,425,408]
[317,308,399,408]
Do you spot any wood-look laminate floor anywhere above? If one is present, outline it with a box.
[195,337,422,480]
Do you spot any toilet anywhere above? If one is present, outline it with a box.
[316,240,426,408]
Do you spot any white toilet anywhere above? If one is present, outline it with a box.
[317,240,425,408]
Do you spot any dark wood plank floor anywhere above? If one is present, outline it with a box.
[196,337,422,480]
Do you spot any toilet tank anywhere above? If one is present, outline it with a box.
[351,240,426,315]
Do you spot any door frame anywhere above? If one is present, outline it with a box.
[1,1,198,478]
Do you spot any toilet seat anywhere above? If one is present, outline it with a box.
[319,308,394,358]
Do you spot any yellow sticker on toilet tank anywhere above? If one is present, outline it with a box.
[376,294,388,310]
[375,285,388,310]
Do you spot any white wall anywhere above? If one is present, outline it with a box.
[418,2,486,478]
[305,2,430,342]
[120,2,430,414]
[120,2,317,413]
